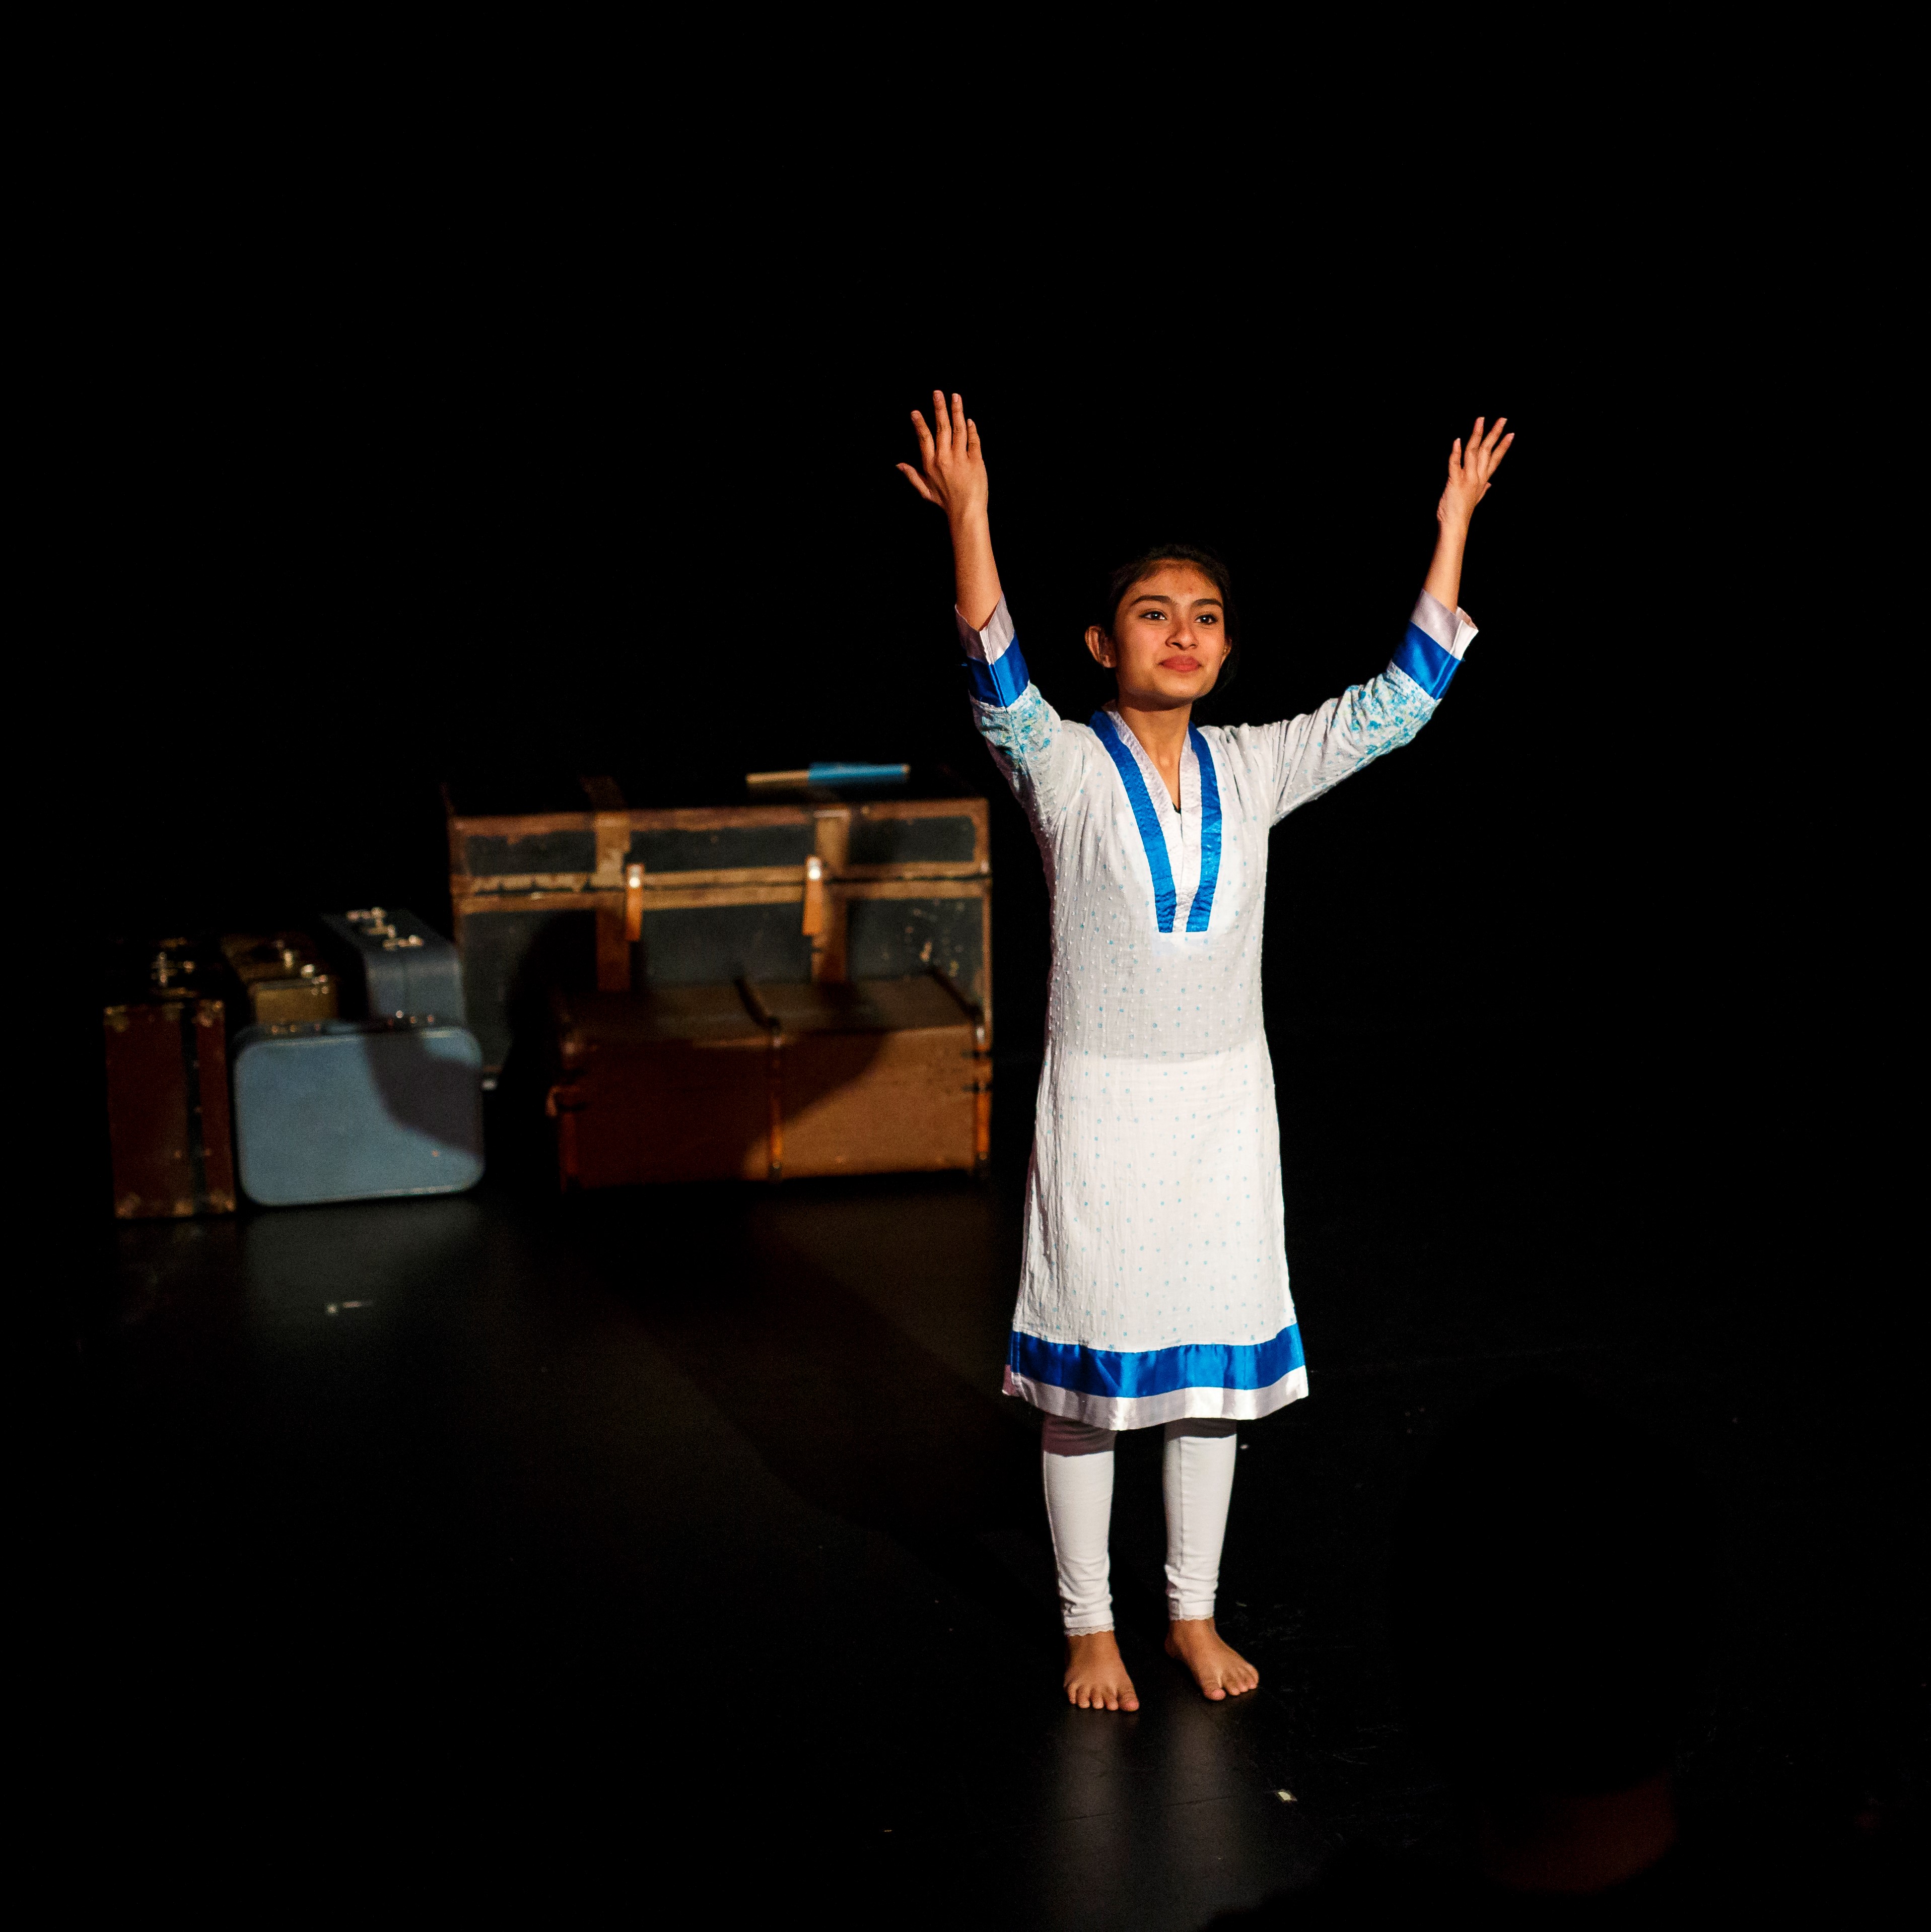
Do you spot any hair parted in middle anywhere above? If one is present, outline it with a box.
[1097,543,1241,701]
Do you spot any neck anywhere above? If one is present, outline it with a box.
[1113,695,1193,762]
[1477,1773,1679,1895]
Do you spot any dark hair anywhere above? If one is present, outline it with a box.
[1098,544,1240,700]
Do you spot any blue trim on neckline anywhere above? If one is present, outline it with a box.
[1187,725,1221,933]
[1391,623,1458,699]
[1090,710,1177,931]
[964,638,1030,708]
[1010,1323,1303,1397]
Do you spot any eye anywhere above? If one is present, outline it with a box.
[1136,607,1167,622]
[1196,613,1218,626]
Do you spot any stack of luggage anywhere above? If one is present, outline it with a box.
[99,766,993,1214]
[104,913,482,1215]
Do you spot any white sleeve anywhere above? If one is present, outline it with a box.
[1235,590,1479,826]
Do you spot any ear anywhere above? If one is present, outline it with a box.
[1083,624,1116,669]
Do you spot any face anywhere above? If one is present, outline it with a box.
[1084,565,1230,710]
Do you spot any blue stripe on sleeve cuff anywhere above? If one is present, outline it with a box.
[964,638,1031,707]
[1391,622,1459,698]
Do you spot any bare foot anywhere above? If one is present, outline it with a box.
[1064,1630,1140,1711]
[1165,1618,1260,1700]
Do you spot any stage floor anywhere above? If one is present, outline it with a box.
[61,1038,1917,1922]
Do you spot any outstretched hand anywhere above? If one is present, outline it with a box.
[898,390,988,528]
[1438,416,1514,528]
[898,389,1001,627]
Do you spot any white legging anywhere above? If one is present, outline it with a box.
[1042,1415,1239,1634]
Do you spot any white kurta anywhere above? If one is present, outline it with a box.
[962,590,1477,1428]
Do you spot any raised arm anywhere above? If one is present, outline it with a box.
[899,391,1082,823]
[898,390,1002,629]
[1244,416,1515,825]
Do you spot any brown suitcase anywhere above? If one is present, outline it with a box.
[547,973,989,1189]
[219,931,339,1025]
[102,941,238,1218]
[444,771,994,1082]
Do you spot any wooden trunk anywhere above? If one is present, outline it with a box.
[548,974,990,1189]
[445,772,994,1081]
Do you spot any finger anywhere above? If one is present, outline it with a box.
[1481,415,1508,457]
[966,416,981,462]
[910,410,935,462]
[896,463,938,504]
[1485,430,1515,477]
[932,389,951,458]
[950,391,968,450]
[1447,436,1463,478]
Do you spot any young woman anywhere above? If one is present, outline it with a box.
[899,393,1512,1713]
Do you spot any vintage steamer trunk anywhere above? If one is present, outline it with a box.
[444,772,994,1081]
[102,940,238,1218]
[447,770,993,1186]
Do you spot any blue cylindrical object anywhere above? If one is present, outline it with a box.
[806,762,909,785]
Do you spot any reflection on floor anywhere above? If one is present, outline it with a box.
[59,1037,1916,1923]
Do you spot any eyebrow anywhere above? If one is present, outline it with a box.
[1132,594,1224,608]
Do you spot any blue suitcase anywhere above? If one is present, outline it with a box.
[232,1018,484,1206]
[318,909,467,1023]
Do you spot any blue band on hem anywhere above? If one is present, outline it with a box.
[1090,710,1178,931]
[1009,1323,1304,1398]
[964,639,1031,708]
[1186,724,1221,932]
[1391,623,1458,699]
